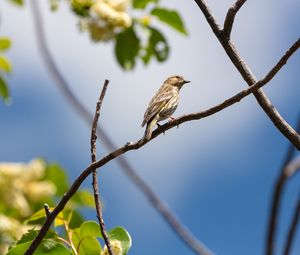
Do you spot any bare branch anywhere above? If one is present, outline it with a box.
[90,80,114,255]
[284,195,300,255]
[28,0,300,254]
[90,80,109,163]
[265,116,300,255]
[29,1,213,254]
[223,0,247,39]
[24,40,297,254]
[194,0,300,150]
[193,0,222,36]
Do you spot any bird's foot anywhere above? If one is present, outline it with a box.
[168,116,179,128]
[168,116,176,122]
[156,123,165,135]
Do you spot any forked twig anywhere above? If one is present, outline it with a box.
[194,0,300,149]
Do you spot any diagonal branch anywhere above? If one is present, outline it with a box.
[265,115,300,255]
[24,39,298,254]
[29,1,212,255]
[90,80,114,255]
[194,0,300,150]
[223,0,247,39]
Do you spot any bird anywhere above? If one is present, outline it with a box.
[141,75,190,140]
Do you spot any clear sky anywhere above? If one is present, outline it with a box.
[0,0,299,254]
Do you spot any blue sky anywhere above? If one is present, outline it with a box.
[0,0,299,254]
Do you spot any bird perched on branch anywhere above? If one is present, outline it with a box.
[142,75,190,140]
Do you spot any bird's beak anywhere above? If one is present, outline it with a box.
[184,80,191,84]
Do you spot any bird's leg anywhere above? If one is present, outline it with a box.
[168,116,179,128]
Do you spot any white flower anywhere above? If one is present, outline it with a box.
[91,0,132,28]
[101,240,123,255]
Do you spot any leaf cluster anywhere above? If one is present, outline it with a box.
[8,220,131,255]
[51,0,188,70]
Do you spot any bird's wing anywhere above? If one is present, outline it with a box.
[141,86,174,127]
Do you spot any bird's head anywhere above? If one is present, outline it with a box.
[164,75,190,89]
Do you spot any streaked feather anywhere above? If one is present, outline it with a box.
[141,75,189,140]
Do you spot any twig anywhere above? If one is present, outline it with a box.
[265,151,300,255]
[43,203,51,217]
[91,80,109,162]
[223,0,247,39]
[90,80,114,255]
[63,220,78,255]
[265,116,300,255]
[23,40,298,254]
[194,0,300,150]
[283,195,300,255]
[29,1,213,254]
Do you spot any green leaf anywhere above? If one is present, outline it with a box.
[17,229,57,245]
[25,208,48,223]
[142,27,169,64]
[133,0,157,9]
[115,27,140,70]
[80,221,102,238]
[45,163,69,196]
[78,236,101,255]
[0,75,10,103]
[25,208,65,227]
[107,227,132,255]
[0,55,12,73]
[72,189,95,208]
[68,210,85,229]
[7,0,24,6]
[72,221,102,255]
[7,239,70,255]
[0,37,11,51]
[151,7,188,35]
[71,228,81,251]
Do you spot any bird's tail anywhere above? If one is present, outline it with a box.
[144,117,158,140]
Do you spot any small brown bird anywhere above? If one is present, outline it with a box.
[141,75,190,140]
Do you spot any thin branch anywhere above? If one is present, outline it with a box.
[90,80,114,255]
[24,41,297,254]
[223,0,247,39]
[284,195,300,255]
[265,116,300,255]
[63,220,78,255]
[91,80,109,162]
[194,0,300,150]
[29,1,212,254]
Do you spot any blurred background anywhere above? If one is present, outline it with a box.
[0,0,300,254]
